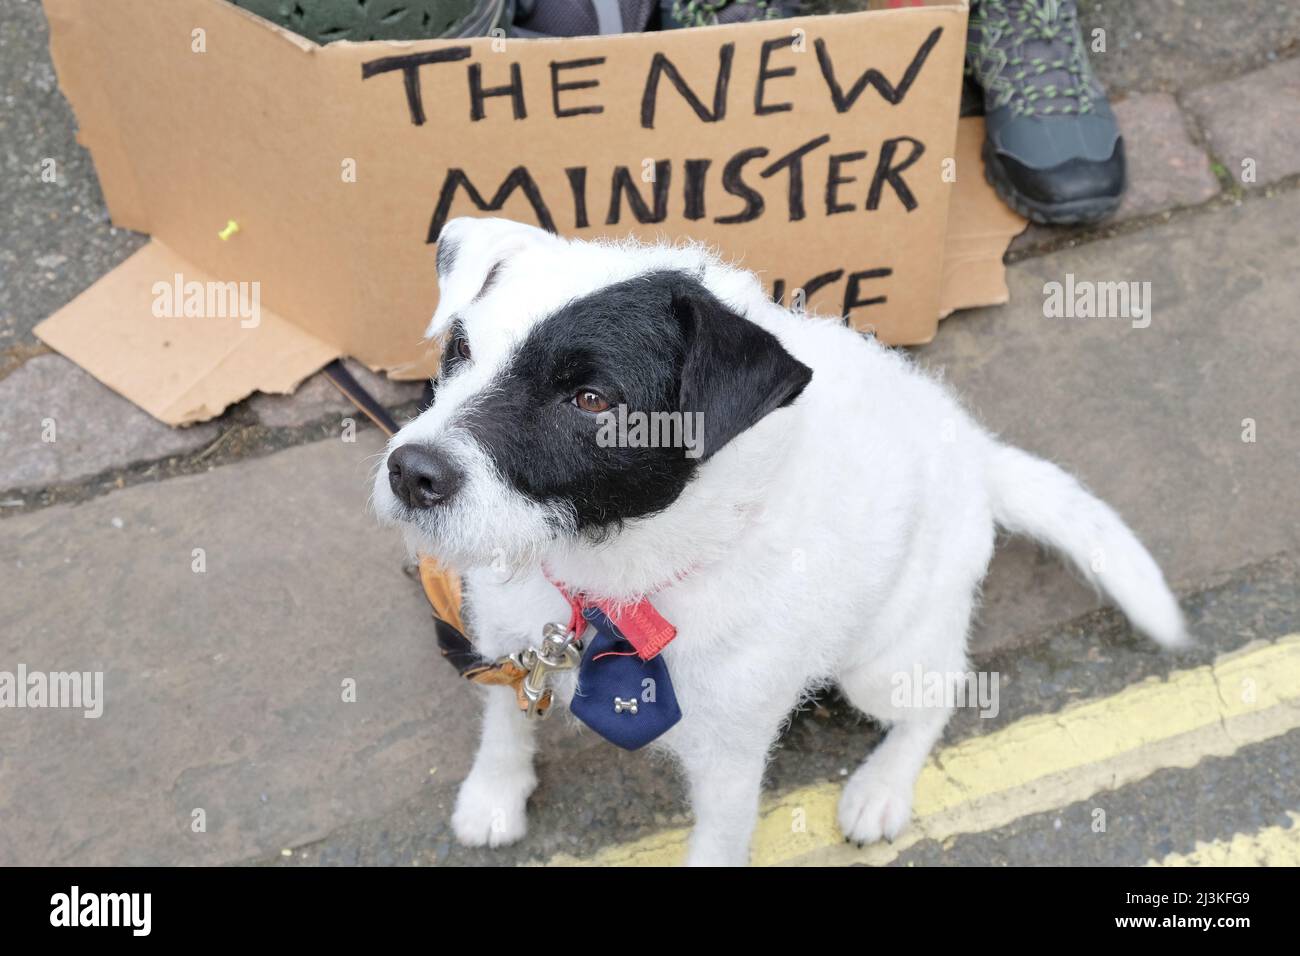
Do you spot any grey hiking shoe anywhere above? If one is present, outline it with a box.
[967,0,1125,225]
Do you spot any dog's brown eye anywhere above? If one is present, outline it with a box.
[574,389,610,413]
[455,337,471,361]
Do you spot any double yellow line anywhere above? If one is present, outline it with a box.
[543,634,1300,866]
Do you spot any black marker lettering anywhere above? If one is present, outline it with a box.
[468,61,526,121]
[755,35,797,116]
[428,167,556,242]
[551,57,606,117]
[801,269,845,305]
[843,267,892,316]
[641,44,735,128]
[566,167,590,229]
[683,158,712,221]
[715,147,769,225]
[606,161,672,225]
[760,134,831,222]
[814,26,942,111]
[826,150,868,215]
[867,136,925,212]
[361,47,473,126]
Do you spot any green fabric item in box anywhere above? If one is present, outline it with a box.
[229,0,510,43]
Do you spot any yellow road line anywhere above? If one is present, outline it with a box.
[544,634,1300,866]
[1149,812,1300,866]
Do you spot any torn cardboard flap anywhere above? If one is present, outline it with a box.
[37,0,1022,427]
[36,241,338,425]
[939,116,1028,318]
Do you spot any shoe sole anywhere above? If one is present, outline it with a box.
[981,140,1123,226]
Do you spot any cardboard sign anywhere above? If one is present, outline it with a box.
[37,0,1022,425]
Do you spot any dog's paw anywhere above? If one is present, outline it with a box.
[451,769,535,848]
[837,772,914,846]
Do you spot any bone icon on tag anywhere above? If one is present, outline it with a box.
[613,697,639,715]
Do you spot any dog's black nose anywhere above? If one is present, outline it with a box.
[387,444,463,509]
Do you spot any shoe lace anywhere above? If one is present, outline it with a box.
[969,0,1097,117]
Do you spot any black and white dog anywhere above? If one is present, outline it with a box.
[373,216,1187,866]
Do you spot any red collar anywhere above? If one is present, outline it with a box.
[547,575,678,661]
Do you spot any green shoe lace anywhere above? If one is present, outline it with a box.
[968,0,1100,117]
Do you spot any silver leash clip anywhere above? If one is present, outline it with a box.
[514,621,584,719]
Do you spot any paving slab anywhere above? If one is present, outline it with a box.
[0,430,483,865]
[895,728,1300,867]
[247,373,354,430]
[0,353,218,492]
[1185,56,1300,188]
[1010,91,1220,257]
[346,360,427,409]
[0,0,146,348]
[921,190,1300,653]
[819,2,1300,99]
[1112,92,1220,218]
[3,191,1298,865]
[1076,0,1300,97]
[249,359,425,429]
[3,0,1299,867]
[270,555,1299,866]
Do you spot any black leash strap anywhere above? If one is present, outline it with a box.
[321,359,402,438]
[321,359,493,689]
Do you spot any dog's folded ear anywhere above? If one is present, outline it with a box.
[427,217,555,339]
[672,278,812,461]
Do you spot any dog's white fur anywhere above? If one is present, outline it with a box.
[374,217,1188,866]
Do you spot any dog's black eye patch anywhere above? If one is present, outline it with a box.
[672,278,812,459]
[440,320,471,376]
[436,236,458,278]
[464,270,810,535]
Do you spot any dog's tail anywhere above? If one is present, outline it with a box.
[986,443,1189,649]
